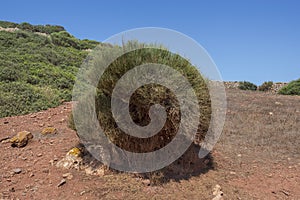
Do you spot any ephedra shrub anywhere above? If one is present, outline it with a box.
[74,41,213,182]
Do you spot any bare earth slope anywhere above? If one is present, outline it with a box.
[0,89,299,199]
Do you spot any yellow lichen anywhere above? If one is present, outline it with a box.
[41,127,57,135]
[67,147,82,157]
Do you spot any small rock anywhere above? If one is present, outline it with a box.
[4,121,9,124]
[229,171,236,175]
[0,136,10,143]
[9,187,15,192]
[39,123,45,127]
[142,179,151,186]
[12,168,22,174]
[9,131,33,148]
[267,174,273,178]
[21,157,27,161]
[49,160,55,166]
[237,154,242,157]
[57,179,66,187]
[56,148,83,170]
[212,184,224,200]
[62,173,73,180]
[80,191,86,196]
[37,153,43,157]
[85,167,94,175]
[275,102,282,105]
[269,112,274,116]
[41,127,57,135]
[42,168,49,173]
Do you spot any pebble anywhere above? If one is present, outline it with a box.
[57,179,66,187]
[62,173,73,180]
[142,179,151,186]
[13,168,22,174]
[267,174,273,178]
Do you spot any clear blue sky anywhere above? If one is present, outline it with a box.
[1,0,300,84]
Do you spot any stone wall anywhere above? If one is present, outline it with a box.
[223,81,288,94]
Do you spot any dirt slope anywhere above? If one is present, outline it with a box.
[0,89,299,199]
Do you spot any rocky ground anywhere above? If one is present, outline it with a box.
[0,89,299,199]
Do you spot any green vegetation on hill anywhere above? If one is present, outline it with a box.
[238,81,257,91]
[0,21,103,117]
[258,81,273,92]
[278,78,300,95]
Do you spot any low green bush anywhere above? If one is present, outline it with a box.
[278,79,300,95]
[258,81,273,91]
[0,21,18,28]
[238,81,257,91]
[0,82,62,118]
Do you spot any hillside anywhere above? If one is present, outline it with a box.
[0,21,106,118]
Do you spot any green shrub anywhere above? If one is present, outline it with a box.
[32,24,65,34]
[0,21,18,28]
[51,31,99,50]
[238,81,257,91]
[0,82,62,118]
[258,81,273,91]
[51,31,80,49]
[278,79,300,95]
[73,41,212,179]
[93,41,211,153]
[17,22,34,31]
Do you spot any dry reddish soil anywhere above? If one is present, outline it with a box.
[0,89,299,199]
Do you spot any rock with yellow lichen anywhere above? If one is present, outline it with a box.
[55,146,108,176]
[41,127,58,135]
[56,147,83,169]
[67,147,82,157]
[9,131,33,148]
